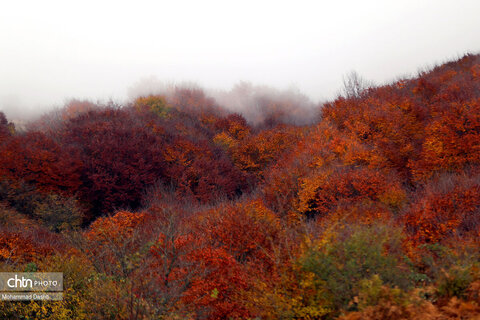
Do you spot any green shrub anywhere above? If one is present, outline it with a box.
[298,223,414,314]
[437,267,473,299]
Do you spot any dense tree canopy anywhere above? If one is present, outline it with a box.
[1,54,480,319]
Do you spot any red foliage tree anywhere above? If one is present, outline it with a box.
[0,230,54,265]
[322,91,426,178]
[297,166,406,219]
[0,131,82,196]
[57,108,167,217]
[181,247,250,320]
[163,137,249,204]
[213,113,250,140]
[404,173,480,244]
[232,125,303,179]
[143,203,252,319]
[410,99,480,180]
[196,199,283,271]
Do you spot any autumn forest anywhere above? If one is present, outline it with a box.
[1,53,480,319]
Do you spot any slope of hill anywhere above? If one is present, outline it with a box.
[0,54,479,319]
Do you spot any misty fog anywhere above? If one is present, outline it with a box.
[1,0,480,123]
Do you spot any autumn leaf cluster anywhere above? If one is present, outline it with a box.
[1,54,480,319]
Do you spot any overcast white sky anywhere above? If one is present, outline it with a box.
[0,0,479,118]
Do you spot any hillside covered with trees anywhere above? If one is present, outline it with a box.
[1,53,480,319]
